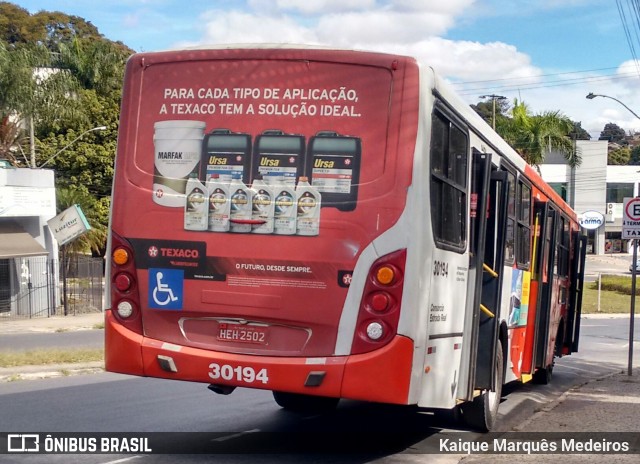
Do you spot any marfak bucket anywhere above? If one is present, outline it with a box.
[152,120,207,207]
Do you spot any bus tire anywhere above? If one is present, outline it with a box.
[272,391,339,413]
[461,340,504,432]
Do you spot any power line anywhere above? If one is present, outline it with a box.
[617,0,640,78]
[453,66,632,86]
[455,71,639,97]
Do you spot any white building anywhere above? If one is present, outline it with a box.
[540,139,640,255]
[0,166,58,316]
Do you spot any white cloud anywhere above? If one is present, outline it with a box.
[198,10,317,44]
[392,0,475,14]
[273,0,376,15]
[315,11,455,45]
[405,38,540,83]
[248,0,474,15]
[189,0,638,140]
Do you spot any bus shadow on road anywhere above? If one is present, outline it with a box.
[235,399,480,455]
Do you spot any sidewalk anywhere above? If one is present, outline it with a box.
[0,312,106,381]
[459,371,640,463]
[0,312,105,335]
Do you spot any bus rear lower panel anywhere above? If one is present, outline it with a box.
[105,310,414,405]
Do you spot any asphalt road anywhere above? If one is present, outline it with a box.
[0,317,637,463]
[0,330,104,352]
[583,254,632,282]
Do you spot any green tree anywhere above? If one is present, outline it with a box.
[471,97,509,128]
[0,42,85,166]
[56,186,107,256]
[629,145,640,165]
[0,3,133,254]
[599,122,627,144]
[0,116,25,165]
[0,2,104,48]
[37,88,119,232]
[570,121,591,141]
[57,38,130,96]
[0,2,41,45]
[608,146,631,165]
[496,99,580,167]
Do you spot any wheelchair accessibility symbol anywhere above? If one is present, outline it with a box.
[148,268,183,310]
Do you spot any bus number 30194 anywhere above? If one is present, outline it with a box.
[433,260,449,277]
[208,363,269,384]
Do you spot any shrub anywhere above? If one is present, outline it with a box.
[590,275,638,295]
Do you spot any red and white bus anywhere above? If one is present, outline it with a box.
[105,46,586,431]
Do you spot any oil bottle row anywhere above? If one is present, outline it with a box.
[184,174,321,236]
[153,121,361,212]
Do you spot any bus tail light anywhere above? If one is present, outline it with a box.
[351,249,406,355]
[116,300,134,318]
[112,247,130,265]
[110,232,143,335]
[114,273,133,292]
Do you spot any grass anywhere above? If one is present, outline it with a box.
[582,275,639,314]
[0,348,104,368]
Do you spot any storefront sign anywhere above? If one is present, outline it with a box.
[579,210,604,230]
[47,204,91,246]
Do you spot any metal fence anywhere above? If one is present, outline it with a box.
[0,255,104,320]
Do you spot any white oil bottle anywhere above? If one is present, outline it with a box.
[229,176,252,233]
[296,176,321,236]
[206,174,231,232]
[184,173,208,231]
[251,177,275,234]
[272,177,297,235]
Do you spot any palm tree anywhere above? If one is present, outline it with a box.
[0,42,85,167]
[57,38,130,96]
[496,99,581,167]
[0,116,27,165]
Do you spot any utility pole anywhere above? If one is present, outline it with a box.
[480,94,507,130]
[590,94,640,376]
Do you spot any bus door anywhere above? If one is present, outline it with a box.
[564,231,586,354]
[467,149,508,392]
[533,202,558,371]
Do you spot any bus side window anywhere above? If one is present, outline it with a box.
[557,215,570,278]
[430,109,468,252]
[504,172,516,265]
[516,182,531,269]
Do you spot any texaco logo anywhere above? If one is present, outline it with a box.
[155,189,164,198]
[148,246,159,258]
[342,273,352,286]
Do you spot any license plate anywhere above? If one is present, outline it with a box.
[217,323,268,345]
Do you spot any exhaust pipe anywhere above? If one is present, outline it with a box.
[208,384,236,395]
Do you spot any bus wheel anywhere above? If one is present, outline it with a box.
[272,391,339,413]
[461,340,504,432]
[533,363,553,385]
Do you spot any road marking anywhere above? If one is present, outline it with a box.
[102,456,143,464]
[212,429,260,442]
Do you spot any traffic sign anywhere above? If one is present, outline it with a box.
[622,197,640,238]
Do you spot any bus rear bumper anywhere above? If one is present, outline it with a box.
[105,310,413,405]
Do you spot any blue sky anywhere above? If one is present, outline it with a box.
[12,0,640,137]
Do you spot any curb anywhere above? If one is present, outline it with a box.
[0,361,104,382]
